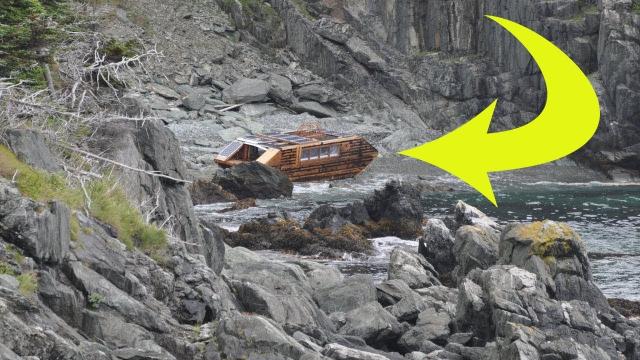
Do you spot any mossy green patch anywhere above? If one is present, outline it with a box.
[513,221,580,258]
[0,261,16,276]
[103,38,140,62]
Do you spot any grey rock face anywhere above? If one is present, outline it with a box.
[448,201,500,233]
[201,224,226,275]
[213,161,293,199]
[388,247,440,289]
[5,129,62,172]
[418,219,456,280]
[452,225,499,283]
[455,265,626,359]
[90,120,202,249]
[322,343,389,360]
[338,302,402,346]
[304,201,370,233]
[315,274,377,314]
[222,78,270,104]
[0,180,70,264]
[212,312,308,359]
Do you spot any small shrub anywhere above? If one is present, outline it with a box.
[102,38,140,62]
[5,244,25,264]
[17,272,38,296]
[633,0,640,13]
[88,292,104,309]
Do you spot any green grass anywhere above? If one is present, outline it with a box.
[0,145,167,260]
[17,272,38,296]
[0,261,16,276]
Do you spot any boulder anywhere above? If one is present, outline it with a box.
[452,225,499,283]
[182,92,206,111]
[213,162,293,199]
[0,179,70,265]
[292,101,338,118]
[338,302,402,346]
[212,312,308,359]
[376,279,414,306]
[418,219,456,282]
[5,129,62,172]
[397,304,452,350]
[295,83,334,103]
[388,247,440,289]
[268,74,294,103]
[315,274,377,314]
[447,201,500,233]
[222,78,270,104]
[499,220,610,312]
[364,181,424,239]
[147,83,180,100]
[189,179,238,205]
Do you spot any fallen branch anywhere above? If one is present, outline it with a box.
[57,143,192,184]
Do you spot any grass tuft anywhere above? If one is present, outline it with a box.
[17,272,38,296]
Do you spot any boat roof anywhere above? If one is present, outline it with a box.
[217,123,352,160]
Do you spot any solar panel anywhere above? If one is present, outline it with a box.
[218,141,243,159]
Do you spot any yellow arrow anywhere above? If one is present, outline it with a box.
[399,15,600,206]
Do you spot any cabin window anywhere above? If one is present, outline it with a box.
[301,145,341,161]
[330,145,339,157]
[301,149,311,161]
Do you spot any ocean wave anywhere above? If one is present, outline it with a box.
[523,181,640,187]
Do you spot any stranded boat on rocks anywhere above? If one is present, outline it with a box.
[214,124,378,181]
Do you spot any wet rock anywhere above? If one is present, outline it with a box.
[304,202,370,233]
[338,302,402,347]
[213,161,293,199]
[222,78,270,104]
[447,201,500,233]
[315,274,377,314]
[364,181,424,239]
[388,247,440,289]
[499,220,610,312]
[5,129,62,172]
[0,179,70,265]
[189,179,237,205]
[452,225,499,283]
[418,219,456,283]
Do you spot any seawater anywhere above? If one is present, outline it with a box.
[196,179,640,300]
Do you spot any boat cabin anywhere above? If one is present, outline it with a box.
[214,124,378,181]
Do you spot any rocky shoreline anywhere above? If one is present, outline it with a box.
[1,128,639,359]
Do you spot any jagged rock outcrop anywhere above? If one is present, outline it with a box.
[90,120,202,247]
[452,225,500,283]
[500,220,610,311]
[388,247,440,289]
[4,129,62,173]
[418,219,456,281]
[364,180,424,239]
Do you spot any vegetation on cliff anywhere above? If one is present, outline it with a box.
[0,144,167,256]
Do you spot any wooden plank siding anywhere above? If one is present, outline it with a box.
[277,138,378,181]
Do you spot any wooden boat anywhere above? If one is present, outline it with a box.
[214,123,378,181]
